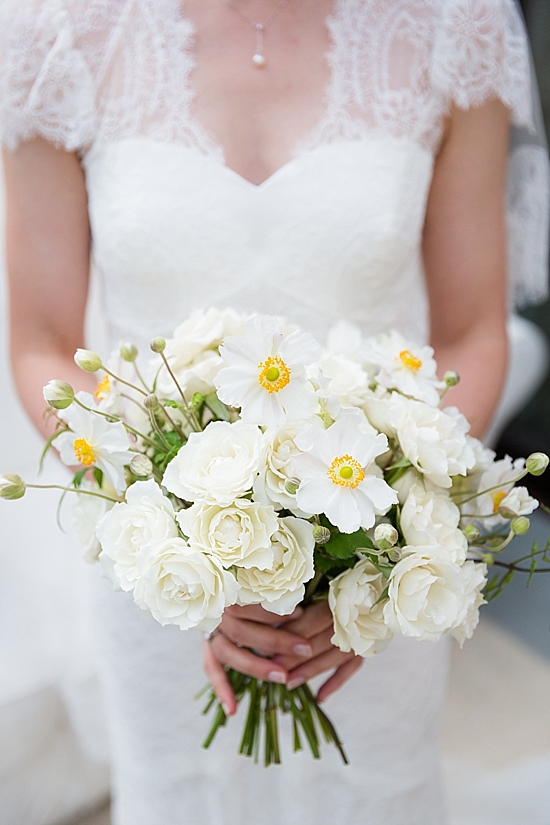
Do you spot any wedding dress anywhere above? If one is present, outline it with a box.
[1,1,548,824]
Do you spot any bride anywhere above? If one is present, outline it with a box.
[1,1,547,823]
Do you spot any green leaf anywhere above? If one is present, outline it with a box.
[163,399,186,410]
[93,467,104,488]
[501,569,515,587]
[205,393,230,422]
[528,556,538,587]
[324,527,375,560]
[39,426,68,472]
[72,469,86,488]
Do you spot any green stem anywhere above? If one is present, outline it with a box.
[158,352,202,432]
[453,471,528,505]
[74,399,160,451]
[102,366,147,396]
[25,483,120,503]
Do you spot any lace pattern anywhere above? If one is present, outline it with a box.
[0,0,547,307]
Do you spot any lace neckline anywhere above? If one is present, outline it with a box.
[171,0,340,187]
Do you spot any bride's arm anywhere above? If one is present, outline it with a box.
[423,99,510,438]
[207,99,513,710]
[3,138,95,437]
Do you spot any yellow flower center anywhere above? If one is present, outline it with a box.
[258,355,291,393]
[73,438,96,467]
[94,374,111,402]
[327,454,365,488]
[398,350,422,372]
[491,490,508,513]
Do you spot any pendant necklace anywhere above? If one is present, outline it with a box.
[221,0,289,68]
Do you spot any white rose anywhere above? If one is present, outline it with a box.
[401,483,468,563]
[177,499,278,569]
[329,559,393,657]
[253,422,307,511]
[383,547,470,641]
[163,420,264,506]
[391,399,475,488]
[361,386,399,437]
[236,516,315,615]
[71,486,114,563]
[134,537,238,632]
[163,307,246,369]
[96,479,178,591]
[451,561,487,647]
[315,353,370,408]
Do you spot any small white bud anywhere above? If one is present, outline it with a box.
[284,477,300,496]
[74,348,102,372]
[130,455,153,477]
[150,337,166,354]
[526,452,549,477]
[43,380,74,410]
[144,394,160,410]
[120,342,138,362]
[374,523,399,551]
[511,516,530,535]
[444,371,460,388]
[0,473,26,500]
[312,525,331,545]
[388,547,402,563]
[464,524,480,542]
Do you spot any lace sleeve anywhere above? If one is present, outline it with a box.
[0,0,96,151]
[432,0,549,307]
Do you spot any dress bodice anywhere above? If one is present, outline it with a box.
[84,135,433,347]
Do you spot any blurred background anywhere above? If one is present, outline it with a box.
[1,2,550,824]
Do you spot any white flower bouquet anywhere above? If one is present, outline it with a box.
[2,309,549,765]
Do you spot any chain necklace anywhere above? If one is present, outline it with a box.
[221,0,289,68]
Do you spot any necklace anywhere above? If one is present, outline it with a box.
[221,0,289,68]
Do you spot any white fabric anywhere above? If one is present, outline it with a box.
[0,2,548,824]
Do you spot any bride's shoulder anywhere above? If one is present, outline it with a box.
[0,0,128,151]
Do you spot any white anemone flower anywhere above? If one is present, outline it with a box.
[215,315,322,427]
[363,330,445,406]
[293,414,398,533]
[57,392,133,493]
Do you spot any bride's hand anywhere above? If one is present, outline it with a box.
[203,604,313,716]
[271,601,363,704]
[203,602,362,715]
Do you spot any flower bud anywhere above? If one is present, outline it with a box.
[444,371,460,388]
[498,503,517,520]
[374,523,399,550]
[463,523,480,542]
[144,394,160,410]
[43,379,74,410]
[388,547,402,563]
[526,452,549,477]
[511,516,530,535]
[130,454,153,477]
[482,553,494,566]
[0,473,26,500]
[120,342,138,362]
[74,348,102,372]
[150,337,166,354]
[284,477,300,496]
[312,524,331,545]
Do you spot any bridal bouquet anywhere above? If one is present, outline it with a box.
[2,308,549,765]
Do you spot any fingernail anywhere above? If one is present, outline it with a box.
[267,670,287,684]
[287,677,305,691]
[293,644,312,657]
[222,703,231,716]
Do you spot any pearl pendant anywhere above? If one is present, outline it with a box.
[252,53,266,68]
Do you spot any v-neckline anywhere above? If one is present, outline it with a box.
[169,0,341,188]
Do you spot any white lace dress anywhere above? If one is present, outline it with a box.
[0,2,547,824]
